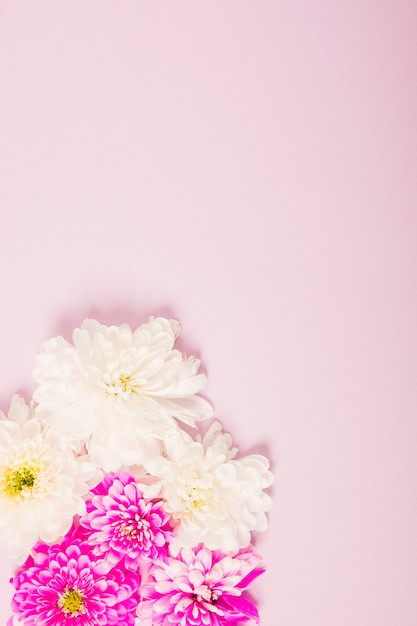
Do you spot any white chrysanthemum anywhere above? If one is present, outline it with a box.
[33,317,213,471]
[143,421,273,555]
[0,395,100,563]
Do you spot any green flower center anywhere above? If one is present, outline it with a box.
[58,588,86,616]
[4,464,39,496]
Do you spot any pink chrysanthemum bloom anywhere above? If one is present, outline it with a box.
[9,531,140,626]
[139,544,264,626]
[80,471,173,569]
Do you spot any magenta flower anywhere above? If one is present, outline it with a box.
[139,544,264,626]
[80,471,173,569]
[9,532,140,626]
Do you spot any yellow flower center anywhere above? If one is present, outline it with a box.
[58,588,86,616]
[179,470,214,515]
[3,464,40,497]
[103,373,138,399]
[186,486,207,509]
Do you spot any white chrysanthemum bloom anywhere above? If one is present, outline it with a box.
[0,395,100,563]
[143,421,273,555]
[33,317,213,471]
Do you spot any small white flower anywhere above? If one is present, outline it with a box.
[0,395,100,563]
[33,317,213,471]
[143,422,273,555]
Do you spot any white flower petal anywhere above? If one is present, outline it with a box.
[33,318,213,471]
[0,395,100,563]
[143,424,273,554]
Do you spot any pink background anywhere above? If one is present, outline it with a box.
[0,2,416,624]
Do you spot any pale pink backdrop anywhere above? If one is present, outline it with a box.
[0,2,416,625]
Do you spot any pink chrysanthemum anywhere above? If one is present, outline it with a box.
[80,471,173,569]
[139,544,264,626]
[9,531,140,626]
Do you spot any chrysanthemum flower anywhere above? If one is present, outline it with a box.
[33,317,213,470]
[139,543,264,626]
[143,422,273,555]
[0,395,100,563]
[9,531,140,626]
[80,471,173,569]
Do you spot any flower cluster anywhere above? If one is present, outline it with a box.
[1,317,273,625]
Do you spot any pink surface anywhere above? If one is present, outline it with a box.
[0,1,416,625]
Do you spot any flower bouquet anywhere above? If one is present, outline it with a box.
[0,317,273,625]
